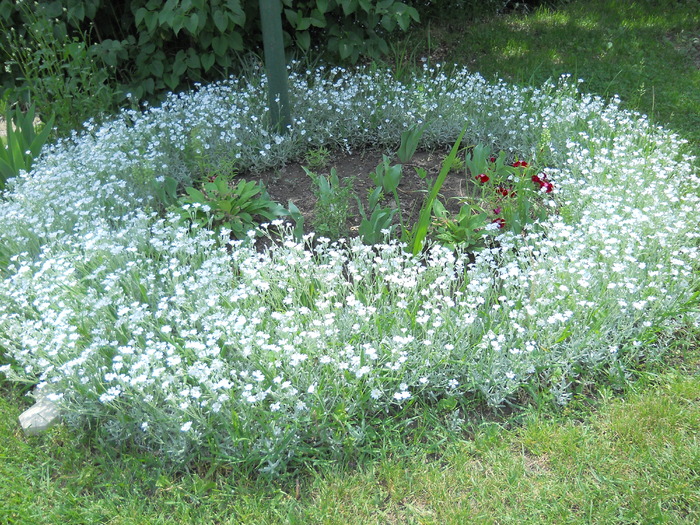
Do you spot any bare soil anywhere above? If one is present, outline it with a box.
[252,148,471,239]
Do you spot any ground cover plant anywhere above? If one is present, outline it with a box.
[0,59,698,480]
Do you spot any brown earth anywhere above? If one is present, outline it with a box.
[251,148,472,239]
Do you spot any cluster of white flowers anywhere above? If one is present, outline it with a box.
[0,64,698,472]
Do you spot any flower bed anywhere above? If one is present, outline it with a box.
[0,65,698,473]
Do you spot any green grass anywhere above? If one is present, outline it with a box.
[400,0,700,146]
[2,336,698,523]
[2,0,700,522]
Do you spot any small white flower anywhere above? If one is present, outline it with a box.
[180,421,192,432]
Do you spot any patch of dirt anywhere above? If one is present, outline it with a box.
[250,148,471,239]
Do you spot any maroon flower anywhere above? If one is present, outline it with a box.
[489,156,497,162]
[492,217,506,229]
[532,173,554,193]
[476,173,490,183]
[496,185,516,198]
[512,160,529,168]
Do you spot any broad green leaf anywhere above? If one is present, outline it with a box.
[411,125,467,255]
[173,51,188,76]
[159,9,175,28]
[213,10,227,32]
[186,49,200,69]
[135,7,148,26]
[295,17,311,31]
[341,0,358,16]
[184,187,206,202]
[225,0,245,26]
[212,35,228,56]
[151,59,164,78]
[309,9,327,27]
[201,52,216,71]
[185,13,199,34]
[338,40,352,60]
[297,30,310,51]
[284,8,298,25]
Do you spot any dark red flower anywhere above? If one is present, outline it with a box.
[496,185,516,198]
[489,156,497,162]
[532,173,554,193]
[493,206,502,215]
[476,173,490,183]
[492,217,506,229]
[512,160,529,168]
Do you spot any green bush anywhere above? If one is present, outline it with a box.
[0,0,420,124]
[0,4,120,137]
[281,0,419,62]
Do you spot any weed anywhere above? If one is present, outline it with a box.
[303,146,332,170]
[304,166,355,239]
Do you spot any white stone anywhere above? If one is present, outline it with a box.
[19,397,61,436]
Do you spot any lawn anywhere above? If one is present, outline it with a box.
[1,1,699,523]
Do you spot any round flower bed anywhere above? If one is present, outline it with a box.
[0,65,698,474]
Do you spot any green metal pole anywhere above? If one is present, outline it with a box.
[259,0,291,133]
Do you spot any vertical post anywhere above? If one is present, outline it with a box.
[259,0,291,133]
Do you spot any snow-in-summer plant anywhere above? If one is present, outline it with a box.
[0,64,698,474]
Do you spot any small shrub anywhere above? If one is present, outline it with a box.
[178,176,287,238]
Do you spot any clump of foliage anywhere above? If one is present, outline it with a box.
[178,176,287,238]
[0,99,55,190]
[0,0,420,122]
[304,166,355,239]
[0,4,122,136]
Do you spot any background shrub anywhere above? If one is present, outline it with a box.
[0,0,420,132]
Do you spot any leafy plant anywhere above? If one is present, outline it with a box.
[304,166,355,240]
[151,176,180,210]
[281,0,420,63]
[1,6,121,137]
[286,200,306,242]
[0,101,55,190]
[178,176,287,238]
[465,146,553,236]
[368,154,404,224]
[303,145,331,170]
[356,186,397,244]
[406,125,467,255]
[431,200,489,250]
[397,123,426,163]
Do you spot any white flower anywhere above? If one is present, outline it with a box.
[180,421,193,432]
